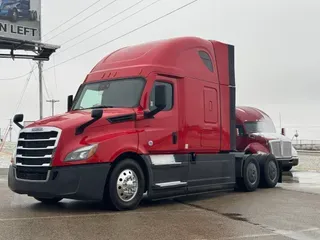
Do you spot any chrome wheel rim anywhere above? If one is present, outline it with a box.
[116,169,138,202]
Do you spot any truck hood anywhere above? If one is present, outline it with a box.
[27,108,135,130]
[250,132,291,142]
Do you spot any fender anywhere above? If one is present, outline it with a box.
[244,142,269,154]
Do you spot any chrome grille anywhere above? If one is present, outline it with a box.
[269,141,281,158]
[269,140,292,159]
[282,141,292,158]
[15,127,61,167]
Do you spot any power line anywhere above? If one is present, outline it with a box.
[60,0,146,47]
[13,65,36,114]
[0,68,37,81]
[42,74,52,100]
[45,0,118,42]
[59,0,162,54]
[42,0,103,38]
[45,0,199,71]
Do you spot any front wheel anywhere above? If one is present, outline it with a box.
[34,197,63,204]
[104,159,145,211]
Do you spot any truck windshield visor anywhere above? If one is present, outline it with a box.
[72,77,146,110]
[244,120,276,134]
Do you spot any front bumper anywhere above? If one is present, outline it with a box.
[276,157,298,167]
[8,163,111,201]
[292,157,299,166]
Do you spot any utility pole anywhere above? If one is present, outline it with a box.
[39,61,43,119]
[38,3,43,120]
[46,99,60,116]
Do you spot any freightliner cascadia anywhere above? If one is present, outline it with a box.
[8,37,283,211]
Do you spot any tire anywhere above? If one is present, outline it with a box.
[237,155,260,192]
[258,154,279,188]
[34,197,63,204]
[11,9,18,22]
[283,166,292,172]
[33,11,37,21]
[29,11,33,20]
[104,159,145,211]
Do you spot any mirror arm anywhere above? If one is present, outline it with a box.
[75,118,97,135]
[144,105,166,119]
[14,121,24,130]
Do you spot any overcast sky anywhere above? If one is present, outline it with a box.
[0,0,319,141]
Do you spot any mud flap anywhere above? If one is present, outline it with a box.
[278,160,283,183]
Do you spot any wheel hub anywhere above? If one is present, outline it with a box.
[116,169,138,202]
[268,161,277,181]
[247,162,257,185]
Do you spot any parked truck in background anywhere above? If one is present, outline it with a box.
[236,106,299,171]
[8,37,283,211]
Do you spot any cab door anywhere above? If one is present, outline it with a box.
[137,75,179,153]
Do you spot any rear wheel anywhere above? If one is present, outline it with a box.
[34,197,62,204]
[11,9,18,22]
[104,159,145,211]
[237,155,260,192]
[258,154,279,188]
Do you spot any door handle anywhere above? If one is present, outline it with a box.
[172,132,177,144]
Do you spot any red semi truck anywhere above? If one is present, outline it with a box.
[8,37,283,211]
[235,106,299,171]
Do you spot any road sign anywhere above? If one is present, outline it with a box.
[0,0,41,41]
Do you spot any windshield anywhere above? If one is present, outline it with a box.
[244,120,276,134]
[72,77,145,110]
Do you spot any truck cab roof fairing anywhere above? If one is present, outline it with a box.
[87,37,225,83]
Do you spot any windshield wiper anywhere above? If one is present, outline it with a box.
[73,105,114,111]
[89,105,114,109]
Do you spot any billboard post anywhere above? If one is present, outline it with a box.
[0,0,60,122]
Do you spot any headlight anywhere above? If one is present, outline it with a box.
[64,144,98,162]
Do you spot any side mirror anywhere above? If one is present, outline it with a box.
[13,114,24,129]
[155,85,167,109]
[144,85,167,119]
[67,95,73,112]
[91,109,103,119]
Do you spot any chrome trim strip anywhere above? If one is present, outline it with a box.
[15,163,50,167]
[16,155,52,159]
[155,181,187,187]
[18,138,57,141]
[17,146,55,150]
[150,155,182,166]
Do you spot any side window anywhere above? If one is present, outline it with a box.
[149,81,173,111]
[199,51,214,72]
[236,125,245,137]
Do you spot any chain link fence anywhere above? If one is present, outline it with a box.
[293,139,320,150]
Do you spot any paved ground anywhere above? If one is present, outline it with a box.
[0,169,319,240]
